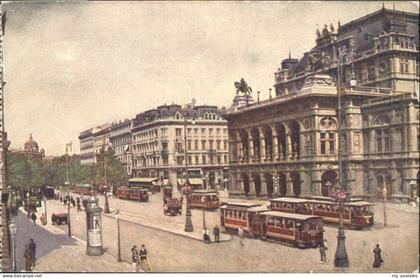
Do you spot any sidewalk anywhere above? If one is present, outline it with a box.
[21,208,135,272]
[374,202,419,214]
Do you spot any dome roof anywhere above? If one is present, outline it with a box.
[24,133,39,152]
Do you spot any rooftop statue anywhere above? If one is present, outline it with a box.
[234,78,252,96]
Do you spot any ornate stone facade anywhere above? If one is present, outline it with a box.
[224,8,419,201]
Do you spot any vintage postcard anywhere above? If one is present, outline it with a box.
[0,1,418,276]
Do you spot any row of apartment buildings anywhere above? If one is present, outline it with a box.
[79,104,229,188]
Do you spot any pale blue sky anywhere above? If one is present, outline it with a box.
[3,1,418,155]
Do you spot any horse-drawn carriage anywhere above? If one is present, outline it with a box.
[163,186,183,216]
[51,213,69,225]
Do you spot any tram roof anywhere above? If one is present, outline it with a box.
[307,200,372,206]
[191,190,218,195]
[220,202,262,208]
[260,211,322,221]
[270,197,308,203]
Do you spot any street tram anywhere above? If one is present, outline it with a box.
[116,186,149,202]
[220,202,324,248]
[269,197,374,229]
[162,185,183,216]
[269,198,310,214]
[307,200,374,229]
[220,202,268,236]
[190,190,219,210]
[259,211,324,248]
[74,184,95,196]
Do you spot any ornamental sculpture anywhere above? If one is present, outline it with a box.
[234,78,252,97]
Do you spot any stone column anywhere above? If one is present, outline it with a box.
[286,133,293,160]
[260,175,268,197]
[248,136,254,163]
[249,178,256,196]
[259,131,266,162]
[286,173,294,196]
[272,127,279,161]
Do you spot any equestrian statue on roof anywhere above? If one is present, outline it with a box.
[234,78,252,97]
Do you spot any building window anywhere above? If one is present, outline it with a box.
[187,140,192,150]
[216,128,220,136]
[201,128,206,136]
[217,156,222,164]
[209,140,214,150]
[195,156,199,164]
[320,132,335,155]
[176,128,182,137]
[223,128,227,136]
[187,128,192,136]
[375,129,391,153]
[216,140,221,150]
[209,128,213,136]
[223,140,228,150]
[202,155,206,164]
[224,155,228,163]
[201,140,206,150]
[188,156,192,165]
[194,140,199,150]
[194,128,199,137]
[400,58,409,73]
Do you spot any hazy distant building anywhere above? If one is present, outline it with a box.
[224,8,419,200]
[79,128,94,165]
[79,124,111,165]
[9,134,45,161]
[110,119,132,176]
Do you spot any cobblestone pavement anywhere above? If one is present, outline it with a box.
[13,209,132,272]
[38,191,419,273]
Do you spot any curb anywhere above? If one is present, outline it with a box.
[101,211,233,243]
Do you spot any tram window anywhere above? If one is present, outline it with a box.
[286,220,293,229]
[268,219,274,226]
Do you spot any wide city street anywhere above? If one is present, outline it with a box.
[14,190,419,272]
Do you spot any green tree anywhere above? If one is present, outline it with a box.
[95,147,128,188]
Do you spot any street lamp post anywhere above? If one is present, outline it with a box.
[67,201,71,237]
[333,46,351,268]
[26,192,30,218]
[381,187,387,227]
[43,196,47,217]
[115,210,121,262]
[103,144,110,213]
[183,109,195,233]
[8,219,17,272]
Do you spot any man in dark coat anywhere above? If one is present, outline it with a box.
[213,225,220,243]
[319,239,327,263]
[372,243,383,268]
[29,238,36,267]
[24,244,32,271]
[139,244,150,271]
[131,245,139,272]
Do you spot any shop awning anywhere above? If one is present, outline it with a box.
[129,178,159,183]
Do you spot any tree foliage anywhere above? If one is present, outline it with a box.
[6,148,128,191]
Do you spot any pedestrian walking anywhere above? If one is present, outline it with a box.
[213,225,220,243]
[131,245,139,272]
[30,212,37,226]
[29,238,36,267]
[238,227,244,246]
[24,244,32,271]
[319,239,328,264]
[77,202,81,212]
[139,244,150,271]
[372,243,383,268]
[60,195,63,203]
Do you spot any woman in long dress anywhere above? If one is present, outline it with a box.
[372,243,383,268]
